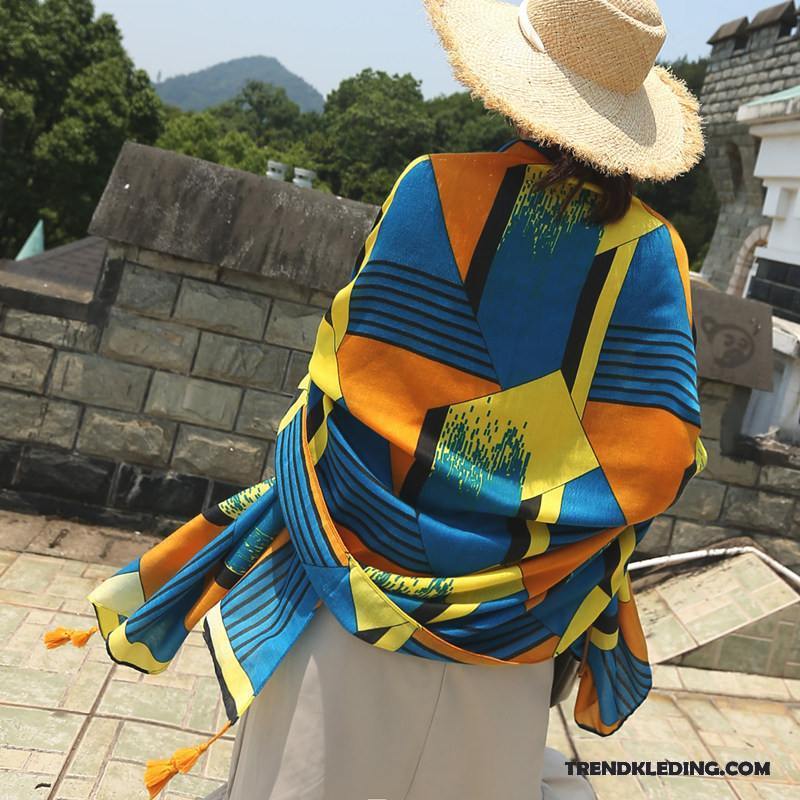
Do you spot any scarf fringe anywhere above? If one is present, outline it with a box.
[43,626,98,649]
[144,721,232,798]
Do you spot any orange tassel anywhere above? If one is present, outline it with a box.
[43,626,98,649]
[144,721,232,798]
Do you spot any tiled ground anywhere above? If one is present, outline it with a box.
[637,553,799,665]
[1,509,800,800]
[0,512,233,800]
[550,665,800,800]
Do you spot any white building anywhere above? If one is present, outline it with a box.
[735,85,800,442]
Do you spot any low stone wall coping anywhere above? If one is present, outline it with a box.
[89,142,378,294]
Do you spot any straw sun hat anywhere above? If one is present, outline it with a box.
[424,0,705,181]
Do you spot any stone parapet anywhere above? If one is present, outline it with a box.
[0,144,797,568]
[89,142,378,295]
[0,146,376,530]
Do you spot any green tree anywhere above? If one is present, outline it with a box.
[318,69,436,203]
[213,80,308,148]
[637,57,719,268]
[0,0,163,257]
[426,91,512,154]
[157,109,276,176]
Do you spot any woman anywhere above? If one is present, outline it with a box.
[46,0,706,798]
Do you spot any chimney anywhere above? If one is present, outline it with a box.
[266,160,288,181]
[293,168,317,190]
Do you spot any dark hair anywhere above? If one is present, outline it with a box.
[532,142,635,225]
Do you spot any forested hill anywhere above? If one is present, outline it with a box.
[155,56,325,113]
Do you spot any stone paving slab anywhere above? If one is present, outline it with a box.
[2,510,800,800]
[557,673,800,800]
[0,521,231,800]
[636,552,799,664]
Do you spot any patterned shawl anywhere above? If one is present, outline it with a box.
[87,140,705,743]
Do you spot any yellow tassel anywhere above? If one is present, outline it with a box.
[43,626,98,650]
[144,721,232,798]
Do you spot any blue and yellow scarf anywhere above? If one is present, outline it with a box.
[49,141,705,794]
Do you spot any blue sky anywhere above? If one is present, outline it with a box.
[95,0,768,99]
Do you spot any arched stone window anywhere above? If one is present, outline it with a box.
[728,224,770,297]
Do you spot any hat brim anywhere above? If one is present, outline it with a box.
[424,0,705,182]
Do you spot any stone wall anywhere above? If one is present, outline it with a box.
[0,246,339,533]
[0,142,798,571]
[700,4,800,291]
[636,378,800,570]
[0,143,376,533]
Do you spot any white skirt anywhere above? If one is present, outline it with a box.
[226,605,594,800]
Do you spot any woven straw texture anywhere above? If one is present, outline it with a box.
[424,0,704,181]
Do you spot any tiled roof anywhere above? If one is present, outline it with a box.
[0,236,106,305]
[707,16,749,44]
[749,1,797,31]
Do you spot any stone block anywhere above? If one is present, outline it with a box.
[634,516,673,557]
[0,510,47,553]
[698,380,735,400]
[115,262,180,318]
[265,300,322,352]
[193,332,288,390]
[1,309,100,351]
[172,426,267,484]
[236,390,289,439]
[103,535,162,567]
[219,269,310,303]
[697,393,727,441]
[27,519,113,563]
[718,633,772,675]
[208,480,246,506]
[113,464,208,517]
[13,447,115,505]
[0,440,21,486]
[670,521,740,553]
[284,350,311,392]
[77,408,176,466]
[309,290,335,309]
[722,487,794,533]
[0,389,80,448]
[0,705,83,752]
[264,441,275,478]
[98,680,193,726]
[700,438,760,486]
[135,247,219,281]
[760,465,800,497]
[145,372,241,430]
[100,310,198,372]
[173,279,271,340]
[673,640,722,671]
[88,142,377,294]
[751,533,800,570]
[0,337,53,393]
[668,479,726,522]
[50,352,150,412]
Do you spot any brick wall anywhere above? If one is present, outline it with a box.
[636,379,800,570]
[1,142,798,570]
[0,244,335,533]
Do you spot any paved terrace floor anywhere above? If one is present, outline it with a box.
[1,509,799,800]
